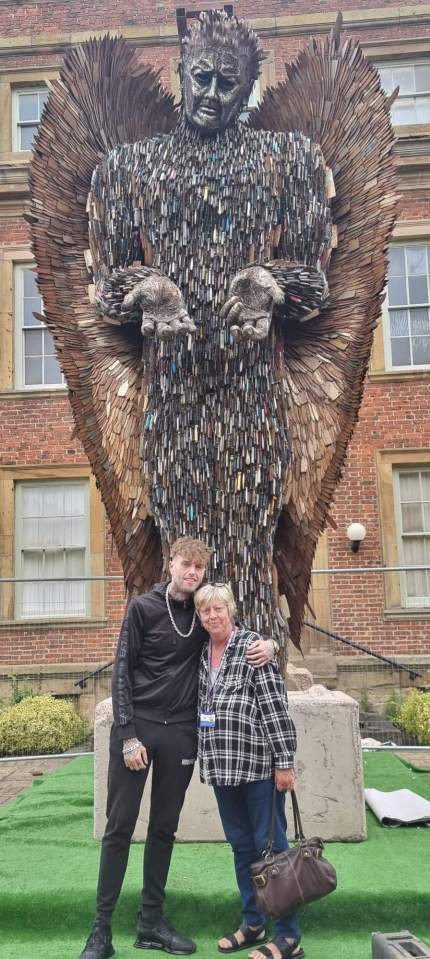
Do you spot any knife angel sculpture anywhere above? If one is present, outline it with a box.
[30,12,397,648]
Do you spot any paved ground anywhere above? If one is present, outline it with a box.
[395,750,430,771]
[0,757,72,805]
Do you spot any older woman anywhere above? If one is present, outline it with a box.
[194,584,303,959]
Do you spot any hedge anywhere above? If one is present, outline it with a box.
[0,695,88,756]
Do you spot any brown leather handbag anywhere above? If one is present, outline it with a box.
[250,788,337,918]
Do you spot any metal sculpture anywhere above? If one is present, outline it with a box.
[30,12,398,648]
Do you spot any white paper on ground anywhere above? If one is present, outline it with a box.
[365,787,430,826]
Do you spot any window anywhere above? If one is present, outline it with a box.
[378,62,430,126]
[394,469,430,608]
[384,243,430,370]
[247,78,261,110]
[240,78,261,121]
[13,87,48,151]
[15,480,89,619]
[14,264,64,389]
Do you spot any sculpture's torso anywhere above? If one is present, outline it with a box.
[100,121,328,637]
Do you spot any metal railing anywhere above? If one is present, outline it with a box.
[1,567,429,757]
[303,619,424,683]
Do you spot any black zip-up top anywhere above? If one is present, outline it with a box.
[112,583,207,739]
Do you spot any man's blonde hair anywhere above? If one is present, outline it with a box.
[194,583,237,619]
[170,537,212,566]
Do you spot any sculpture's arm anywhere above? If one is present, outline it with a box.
[220,261,328,341]
[221,138,333,341]
[265,259,329,321]
[88,145,144,319]
[88,145,195,338]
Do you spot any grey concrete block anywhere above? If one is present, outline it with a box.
[94,685,366,842]
[372,931,430,959]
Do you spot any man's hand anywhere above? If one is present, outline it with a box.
[122,273,196,340]
[221,266,284,341]
[275,768,295,792]
[123,742,149,772]
[245,638,275,667]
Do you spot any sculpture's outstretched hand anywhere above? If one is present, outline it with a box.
[122,273,196,340]
[221,266,284,341]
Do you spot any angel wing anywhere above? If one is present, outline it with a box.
[30,37,177,593]
[251,17,398,646]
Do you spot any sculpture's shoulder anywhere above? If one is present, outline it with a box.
[254,126,325,165]
[91,133,172,189]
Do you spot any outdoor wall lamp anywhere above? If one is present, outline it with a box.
[346,522,367,553]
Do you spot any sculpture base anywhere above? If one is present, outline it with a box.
[94,685,366,842]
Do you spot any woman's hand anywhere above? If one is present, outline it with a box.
[275,768,295,792]
[245,638,275,667]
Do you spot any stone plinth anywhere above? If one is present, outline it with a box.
[94,685,366,843]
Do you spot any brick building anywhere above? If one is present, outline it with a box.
[0,0,429,709]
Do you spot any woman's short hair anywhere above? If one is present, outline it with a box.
[194,583,237,619]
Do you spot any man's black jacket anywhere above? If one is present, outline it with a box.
[112,583,207,739]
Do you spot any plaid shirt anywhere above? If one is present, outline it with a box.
[198,627,297,786]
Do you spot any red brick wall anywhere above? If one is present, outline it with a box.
[0,220,29,246]
[329,379,430,657]
[1,1,429,664]
[326,176,430,656]
[0,394,125,664]
[0,0,428,36]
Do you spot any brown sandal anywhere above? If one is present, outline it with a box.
[218,925,266,954]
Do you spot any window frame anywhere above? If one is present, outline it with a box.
[376,58,430,127]
[14,478,91,621]
[11,85,49,153]
[393,467,430,609]
[382,241,430,373]
[14,262,65,391]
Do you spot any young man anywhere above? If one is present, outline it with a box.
[80,537,272,959]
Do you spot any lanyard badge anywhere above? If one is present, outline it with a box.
[200,711,216,728]
[200,627,237,731]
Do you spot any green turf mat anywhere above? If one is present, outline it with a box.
[0,754,429,959]
[363,751,430,796]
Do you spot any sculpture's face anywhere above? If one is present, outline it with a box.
[183,46,251,132]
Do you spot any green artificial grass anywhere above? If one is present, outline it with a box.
[0,752,429,959]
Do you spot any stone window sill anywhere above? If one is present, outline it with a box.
[383,607,430,621]
[0,388,68,399]
[0,617,109,630]
[369,370,430,384]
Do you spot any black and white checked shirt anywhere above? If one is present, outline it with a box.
[198,627,297,786]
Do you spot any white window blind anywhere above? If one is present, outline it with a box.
[14,264,64,389]
[15,481,89,619]
[394,469,430,608]
[13,87,49,151]
[384,244,430,370]
[378,62,430,125]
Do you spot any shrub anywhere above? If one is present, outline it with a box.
[396,690,430,745]
[9,673,34,705]
[359,689,372,714]
[0,695,88,756]
[384,688,402,724]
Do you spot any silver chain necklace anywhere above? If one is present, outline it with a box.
[165,586,196,638]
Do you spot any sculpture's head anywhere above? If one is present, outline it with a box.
[181,10,264,133]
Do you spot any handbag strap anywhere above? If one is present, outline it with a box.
[290,789,305,841]
[265,785,305,856]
